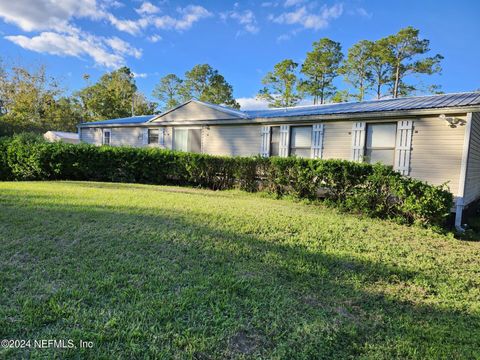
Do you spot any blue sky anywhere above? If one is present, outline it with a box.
[0,0,479,109]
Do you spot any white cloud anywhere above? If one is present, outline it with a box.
[147,34,162,43]
[135,2,160,15]
[354,7,372,19]
[105,0,124,9]
[0,1,213,68]
[104,36,142,58]
[133,72,147,78]
[276,33,291,42]
[221,9,259,34]
[271,3,343,30]
[0,0,102,33]
[152,5,212,31]
[0,1,211,37]
[5,31,141,69]
[283,0,304,7]
[106,14,150,35]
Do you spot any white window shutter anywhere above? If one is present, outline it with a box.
[159,127,165,147]
[279,125,290,157]
[351,122,366,162]
[394,120,414,175]
[260,126,271,157]
[311,124,324,159]
[142,128,149,146]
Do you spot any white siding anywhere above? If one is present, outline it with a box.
[409,115,466,196]
[110,127,143,147]
[164,126,174,150]
[322,121,353,160]
[464,112,480,205]
[318,117,467,196]
[80,128,102,145]
[203,125,262,156]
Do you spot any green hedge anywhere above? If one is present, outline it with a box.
[0,135,453,227]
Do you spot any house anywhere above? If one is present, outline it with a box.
[43,131,79,144]
[78,92,480,228]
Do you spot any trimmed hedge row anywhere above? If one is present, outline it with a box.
[0,134,453,227]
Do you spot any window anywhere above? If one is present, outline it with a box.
[365,123,397,166]
[270,126,280,156]
[290,126,312,158]
[173,128,201,153]
[102,129,111,146]
[148,129,159,144]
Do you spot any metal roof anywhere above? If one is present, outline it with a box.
[79,115,157,126]
[78,92,480,127]
[44,131,79,139]
[243,92,480,118]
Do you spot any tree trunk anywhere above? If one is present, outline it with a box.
[393,63,401,98]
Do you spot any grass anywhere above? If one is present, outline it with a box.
[0,181,479,359]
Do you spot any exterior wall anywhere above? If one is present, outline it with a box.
[322,121,352,160]
[80,127,143,147]
[80,127,102,145]
[111,127,143,147]
[78,114,469,198]
[203,125,262,156]
[464,112,480,205]
[164,126,174,150]
[156,102,240,122]
[409,115,467,196]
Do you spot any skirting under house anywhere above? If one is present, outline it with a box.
[78,92,480,229]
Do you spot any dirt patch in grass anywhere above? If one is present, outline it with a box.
[227,330,265,356]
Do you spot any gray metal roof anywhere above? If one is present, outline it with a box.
[79,115,156,126]
[243,92,480,118]
[79,92,480,127]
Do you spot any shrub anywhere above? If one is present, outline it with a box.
[0,137,12,180]
[0,137,453,227]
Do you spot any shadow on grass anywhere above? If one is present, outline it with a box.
[0,191,479,359]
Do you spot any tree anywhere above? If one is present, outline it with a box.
[368,39,393,99]
[0,63,68,134]
[383,26,443,98]
[331,90,350,103]
[77,67,157,121]
[342,40,374,101]
[133,92,158,116]
[152,74,183,111]
[180,64,239,109]
[300,38,343,104]
[257,59,302,108]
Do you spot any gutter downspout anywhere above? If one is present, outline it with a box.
[455,112,473,232]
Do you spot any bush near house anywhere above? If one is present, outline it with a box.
[0,135,453,227]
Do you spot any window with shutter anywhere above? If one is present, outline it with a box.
[365,123,397,166]
[270,126,280,156]
[289,126,311,158]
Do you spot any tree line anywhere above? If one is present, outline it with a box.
[0,62,240,136]
[0,26,444,135]
[0,65,157,136]
[258,26,443,107]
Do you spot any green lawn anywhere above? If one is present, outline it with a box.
[0,181,479,359]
